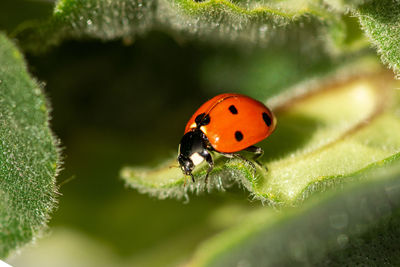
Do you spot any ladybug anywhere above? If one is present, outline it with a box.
[178,93,276,183]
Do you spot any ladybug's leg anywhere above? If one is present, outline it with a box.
[245,146,263,160]
[190,173,195,183]
[234,154,257,176]
[220,152,257,176]
[245,146,268,172]
[200,150,214,183]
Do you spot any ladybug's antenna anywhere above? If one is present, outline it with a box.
[168,164,179,169]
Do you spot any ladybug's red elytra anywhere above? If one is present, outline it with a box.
[178,93,276,183]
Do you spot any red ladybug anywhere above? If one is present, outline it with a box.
[178,93,276,182]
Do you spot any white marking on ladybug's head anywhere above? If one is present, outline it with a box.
[190,122,197,129]
[190,152,204,166]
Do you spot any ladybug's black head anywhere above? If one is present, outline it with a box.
[178,129,208,182]
[178,154,195,181]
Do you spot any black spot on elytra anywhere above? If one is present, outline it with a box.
[202,114,211,126]
[195,113,205,124]
[235,131,243,141]
[228,105,238,114]
[262,112,272,126]
[195,113,210,126]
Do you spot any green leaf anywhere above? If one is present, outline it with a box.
[0,34,60,257]
[186,157,400,266]
[355,0,400,77]
[159,0,338,43]
[15,0,355,52]
[14,0,156,52]
[121,63,400,205]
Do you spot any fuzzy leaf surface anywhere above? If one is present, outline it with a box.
[0,34,60,258]
[15,0,358,52]
[356,0,400,77]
